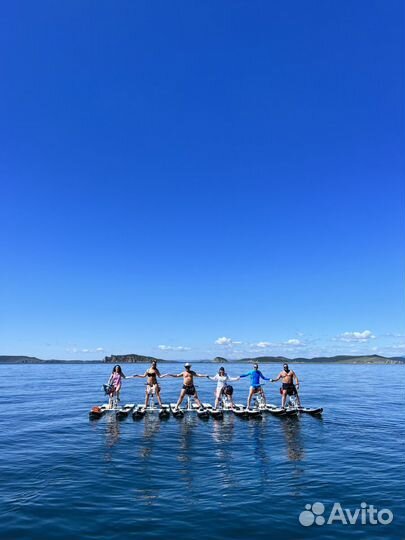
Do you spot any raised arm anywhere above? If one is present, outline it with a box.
[259,371,270,381]
[165,372,184,378]
[195,373,208,378]
[129,371,148,379]
[239,372,250,378]
[228,376,240,382]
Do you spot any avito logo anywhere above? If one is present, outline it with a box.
[299,502,393,527]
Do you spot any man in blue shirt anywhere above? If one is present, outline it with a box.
[240,363,270,409]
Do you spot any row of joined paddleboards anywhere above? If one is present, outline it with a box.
[89,402,323,421]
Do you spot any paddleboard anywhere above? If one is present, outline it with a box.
[89,403,110,420]
[116,403,135,420]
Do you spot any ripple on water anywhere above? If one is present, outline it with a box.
[0,363,404,540]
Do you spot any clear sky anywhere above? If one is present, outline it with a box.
[1,1,404,360]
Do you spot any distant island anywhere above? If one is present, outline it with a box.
[104,354,168,363]
[0,356,101,364]
[231,354,405,365]
[0,353,404,364]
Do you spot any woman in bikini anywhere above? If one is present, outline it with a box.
[131,360,165,407]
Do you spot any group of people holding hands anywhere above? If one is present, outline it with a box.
[106,361,301,410]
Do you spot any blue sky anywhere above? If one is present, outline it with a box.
[1,1,404,360]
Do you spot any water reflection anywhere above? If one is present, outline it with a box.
[130,415,164,508]
[105,414,120,448]
[210,415,237,490]
[248,419,271,488]
[179,414,199,452]
[103,414,121,462]
[139,414,162,458]
[177,415,199,490]
[211,413,235,443]
[280,416,304,461]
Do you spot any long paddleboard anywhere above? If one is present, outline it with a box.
[232,404,248,418]
[210,409,224,419]
[170,403,185,418]
[296,406,323,416]
[265,406,287,416]
[266,404,299,417]
[89,403,110,420]
[132,405,146,420]
[158,404,171,419]
[116,403,135,420]
[197,408,210,419]
[246,408,262,419]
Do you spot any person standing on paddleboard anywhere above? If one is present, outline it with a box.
[167,363,207,410]
[270,363,301,408]
[106,365,126,405]
[207,367,240,409]
[239,364,270,409]
[129,360,166,408]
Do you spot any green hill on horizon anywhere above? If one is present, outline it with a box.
[0,353,404,364]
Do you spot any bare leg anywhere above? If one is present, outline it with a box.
[156,388,163,406]
[295,392,301,407]
[247,388,254,408]
[281,390,287,408]
[214,391,220,409]
[144,391,150,408]
[110,388,118,408]
[261,388,267,406]
[193,392,202,408]
[176,389,186,408]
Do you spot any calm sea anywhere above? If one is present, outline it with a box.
[0,363,404,540]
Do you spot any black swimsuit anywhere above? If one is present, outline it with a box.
[282,382,297,395]
[147,371,158,386]
[183,384,196,396]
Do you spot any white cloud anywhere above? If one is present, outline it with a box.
[66,346,105,354]
[336,330,375,343]
[215,337,233,346]
[283,338,305,347]
[255,341,272,348]
[285,339,301,346]
[158,345,191,352]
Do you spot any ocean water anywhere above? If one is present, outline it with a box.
[0,363,404,540]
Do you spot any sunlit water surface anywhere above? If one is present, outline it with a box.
[0,363,404,540]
